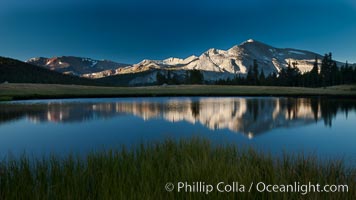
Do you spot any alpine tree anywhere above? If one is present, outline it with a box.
[156,72,166,85]
[259,69,266,85]
[214,52,355,87]
[309,56,319,87]
[188,70,204,84]
[320,53,333,87]
[253,59,259,85]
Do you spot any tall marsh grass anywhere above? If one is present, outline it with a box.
[0,138,355,199]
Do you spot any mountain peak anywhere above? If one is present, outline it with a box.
[27,57,47,63]
[240,39,256,45]
[240,39,268,46]
[27,56,129,76]
[205,48,227,55]
[26,40,333,85]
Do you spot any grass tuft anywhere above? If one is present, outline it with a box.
[0,138,355,199]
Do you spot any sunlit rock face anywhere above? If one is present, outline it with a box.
[2,97,349,138]
[27,40,345,84]
[92,39,328,80]
[26,56,129,77]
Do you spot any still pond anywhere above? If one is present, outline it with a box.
[0,97,355,165]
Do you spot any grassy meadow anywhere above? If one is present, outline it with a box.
[0,138,355,199]
[1,83,356,101]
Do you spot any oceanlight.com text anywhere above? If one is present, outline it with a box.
[165,181,349,195]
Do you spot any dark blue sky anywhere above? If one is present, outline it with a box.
[1,0,355,64]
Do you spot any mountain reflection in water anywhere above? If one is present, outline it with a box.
[1,97,355,138]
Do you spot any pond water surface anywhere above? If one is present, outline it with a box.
[0,97,355,165]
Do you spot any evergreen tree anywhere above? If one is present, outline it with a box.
[246,65,254,85]
[259,69,266,85]
[353,65,356,83]
[253,59,259,85]
[246,59,259,85]
[188,70,204,84]
[330,61,339,85]
[342,61,354,84]
[210,51,356,87]
[267,72,278,86]
[291,61,301,86]
[320,53,333,87]
[277,60,301,86]
[278,61,291,86]
[156,72,166,85]
[167,70,172,81]
[185,70,190,84]
[310,56,319,87]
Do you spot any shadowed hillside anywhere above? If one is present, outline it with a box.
[0,57,100,85]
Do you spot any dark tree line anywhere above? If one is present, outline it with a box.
[186,70,204,84]
[216,54,356,87]
[156,70,180,85]
[156,69,204,85]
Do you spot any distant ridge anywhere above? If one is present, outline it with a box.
[26,39,347,85]
[0,57,99,85]
[27,56,129,77]
[1,39,352,86]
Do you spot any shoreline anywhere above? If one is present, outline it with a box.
[1,83,356,101]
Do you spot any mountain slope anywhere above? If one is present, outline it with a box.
[27,56,129,76]
[25,39,350,85]
[0,57,99,85]
[83,39,336,83]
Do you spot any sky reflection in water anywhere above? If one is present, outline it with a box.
[0,97,355,165]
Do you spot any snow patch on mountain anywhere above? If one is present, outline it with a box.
[80,39,330,82]
[27,56,129,76]
[289,50,306,55]
[27,39,347,84]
